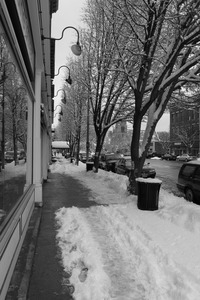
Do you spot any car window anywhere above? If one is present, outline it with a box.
[125,159,132,167]
[101,155,105,161]
[6,151,14,155]
[181,165,196,177]
[194,166,200,180]
[121,159,125,165]
[117,159,123,165]
[106,154,121,160]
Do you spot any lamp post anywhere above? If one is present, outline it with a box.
[42,26,82,56]
[46,65,72,85]
[0,62,16,169]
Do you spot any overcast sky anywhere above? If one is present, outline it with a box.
[51,0,85,71]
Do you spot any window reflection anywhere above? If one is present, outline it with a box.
[0,34,29,225]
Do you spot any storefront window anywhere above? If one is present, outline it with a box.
[0,33,30,225]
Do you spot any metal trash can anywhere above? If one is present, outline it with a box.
[136,178,162,210]
[86,162,94,171]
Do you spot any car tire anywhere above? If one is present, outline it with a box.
[185,188,194,202]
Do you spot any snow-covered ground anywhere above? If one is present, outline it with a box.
[52,158,200,300]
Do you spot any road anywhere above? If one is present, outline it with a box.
[146,158,184,196]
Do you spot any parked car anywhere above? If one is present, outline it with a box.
[51,155,57,163]
[5,151,14,163]
[5,150,26,163]
[115,156,156,178]
[176,154,196,162]
[177,160,200,203]
[79,152,93,163]
[99,153,122,172]
[79,152,87,163]
[146,152,162,158]
[161,153,177,161]
[18,150,26,161]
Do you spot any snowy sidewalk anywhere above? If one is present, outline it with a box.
[54,159,200,300]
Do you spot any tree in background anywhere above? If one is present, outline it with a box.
[59,60,88,165]
[5,83,27,165]
[81,0,134,171]
[155,131,171,154]
[102,0,200,193]
[174,127,199,154]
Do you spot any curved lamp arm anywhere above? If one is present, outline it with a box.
[54,65,70,76]
[42,26,82,56]
[55,66,72,85]
[53,26,80,41]
[53,89,67,104]
[54,112,62,122]
[54,89,65,98]
[46,65,72,85]
[54,104,63,115]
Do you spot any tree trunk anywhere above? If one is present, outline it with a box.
[93,133,106,173]
[129,112,146,194]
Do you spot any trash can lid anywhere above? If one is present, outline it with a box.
[136,177,162,184]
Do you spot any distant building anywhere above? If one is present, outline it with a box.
[170,106,199,156]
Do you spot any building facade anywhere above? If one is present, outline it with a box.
[170,106,200,156]
[0,0,58,298]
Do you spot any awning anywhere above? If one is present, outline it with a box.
[52,141,69,149]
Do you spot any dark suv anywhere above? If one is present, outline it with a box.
[177,160,200,203]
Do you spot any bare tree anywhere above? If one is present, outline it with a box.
[155,131,171,154]
[5,84,27,165]
[102,0,200,193]
[59,60,88,165]
[174,127,198,154]
[82,0,134,171]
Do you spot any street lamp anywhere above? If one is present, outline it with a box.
[46,65,72,85]
[42,26,82,56]
[54,113,62,122]
[0,62,16,169]
[53,88,67,104]
[54,105,63,122]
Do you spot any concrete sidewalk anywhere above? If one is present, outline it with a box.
[6,169,97,300]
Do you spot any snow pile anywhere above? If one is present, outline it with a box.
[52,158,200,299]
